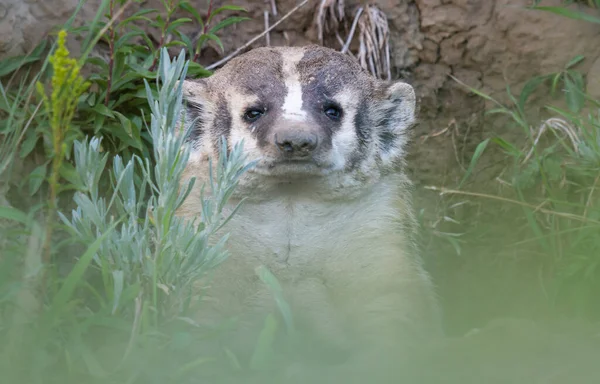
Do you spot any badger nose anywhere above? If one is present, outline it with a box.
[275,132,318,156]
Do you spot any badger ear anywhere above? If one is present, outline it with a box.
[176,79,211,145]
[374,80,416,168]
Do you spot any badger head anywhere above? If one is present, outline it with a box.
[179,45,416,200]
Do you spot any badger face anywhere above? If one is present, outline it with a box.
[179,45,416,198]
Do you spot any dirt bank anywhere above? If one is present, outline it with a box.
[4,0,600,185]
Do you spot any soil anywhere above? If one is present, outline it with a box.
[3,0,600,381]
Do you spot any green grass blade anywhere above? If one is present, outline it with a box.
[530,6,600,24]
[45,219,120,325]
[458,138,490,189]
[249,313,278,372]
[0,205,30,225]
[255,265,295,334]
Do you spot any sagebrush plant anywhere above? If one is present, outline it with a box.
[442,2,600,320]
[1,46,256,383]
[0,0,251,337]
[60,47,255,325]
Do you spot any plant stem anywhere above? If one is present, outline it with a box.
[42,158,61,264]
[203,0,213,35]
[105,0,116,106]
[193,0,213,62]
[41,121,67,269]
[150,0,177,72]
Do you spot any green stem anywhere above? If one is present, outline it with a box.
[105,0,116,106]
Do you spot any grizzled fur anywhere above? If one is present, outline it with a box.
[176,45,442,380]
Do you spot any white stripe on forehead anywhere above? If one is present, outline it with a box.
[281,50,307,122]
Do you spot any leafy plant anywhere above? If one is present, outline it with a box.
[0,0,249,212]
[68,0,248,158]
[36,29,91,264]
[1,45,256,383]
[0,0,258,379]
[517,55,587,114]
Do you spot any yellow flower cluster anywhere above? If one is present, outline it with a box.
[37,29,90,160]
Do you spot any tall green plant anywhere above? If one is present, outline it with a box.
[1,46,255,383]
[0,0,250,211]
[36,29,91,264]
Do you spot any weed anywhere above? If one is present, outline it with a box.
[0,1,256,382]
[443,3,600,320]
[36,29,91,264]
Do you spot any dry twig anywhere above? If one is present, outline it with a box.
[314,0,345,45]
[425,186,600,225]
[206,0,309,70]
[264,10,271,46]
[523,117,582,164]
[341,6,363,54]
[356,5,391,80]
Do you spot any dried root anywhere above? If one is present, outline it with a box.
[356,5,391,81]
[313,0,345,45]
[313,1,391,80]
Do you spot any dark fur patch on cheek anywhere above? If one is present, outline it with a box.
[184,100,205,144]
[376,99,404,155]
[378,129,399,154]
[348,100,372,169]
[354,99,372,147]
[236,72,287,149]
[211,96,232,154]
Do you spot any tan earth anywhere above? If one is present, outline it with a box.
[3,0,599,186]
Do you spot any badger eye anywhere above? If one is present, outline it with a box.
[243,108,265,122]
[324,105,342,120]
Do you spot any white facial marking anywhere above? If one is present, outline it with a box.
[228,91,263,163]
[330,90,359,170]
[282,82,306,121]
[281,51,307,122]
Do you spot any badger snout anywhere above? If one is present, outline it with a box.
[270,121,323,160]
[274,131,318,157]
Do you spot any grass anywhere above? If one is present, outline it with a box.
[428,31,600,324]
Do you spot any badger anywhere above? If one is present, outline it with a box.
[176,45,442,380]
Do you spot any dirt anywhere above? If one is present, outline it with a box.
[3,0,600,186]
[3,0,600,380]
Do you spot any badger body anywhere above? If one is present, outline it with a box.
[176,45,442,376]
